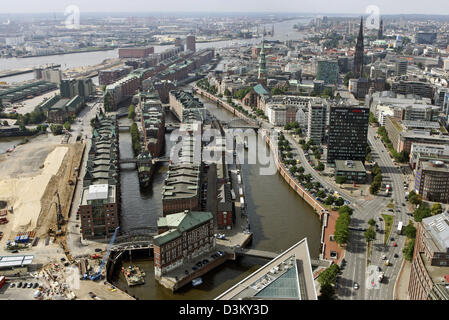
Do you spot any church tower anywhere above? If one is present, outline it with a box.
[353,17,365,78]
[258,35,267,85]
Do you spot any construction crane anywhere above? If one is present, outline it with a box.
[90,227,120,281]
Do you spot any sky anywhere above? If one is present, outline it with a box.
[0,0,448,15]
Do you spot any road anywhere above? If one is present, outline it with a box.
[197,77,413,299]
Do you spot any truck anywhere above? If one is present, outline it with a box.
[397,221,403,235]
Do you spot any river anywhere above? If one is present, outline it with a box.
[112,91,321,300]
[0,17,312,84]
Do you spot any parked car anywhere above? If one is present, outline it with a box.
[353,282,359,290]
[33,283,39,289]
[394,253,399,258]
[390,237,394,241]
[10,283,15,288]
[27,283,33,288]
[393,242,398,247]
[17,282,23,288]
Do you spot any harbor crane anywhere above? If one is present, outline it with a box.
[90,226,120,281]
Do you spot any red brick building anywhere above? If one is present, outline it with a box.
[154,210,215,277]
[118,46,154,59]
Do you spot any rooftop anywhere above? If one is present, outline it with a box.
[215,238,317,300]
[335,160,366,173]
[422,212,449,252]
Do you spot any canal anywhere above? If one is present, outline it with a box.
[112,92,321,300]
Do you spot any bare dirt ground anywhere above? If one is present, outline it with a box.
[0,134,84,243]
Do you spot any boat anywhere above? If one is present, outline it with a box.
[123,265,145,286]
[192,277,203,286]
[137,151,155,188]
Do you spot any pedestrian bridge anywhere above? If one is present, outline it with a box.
[235,248,331,267]
[225,118,260,130]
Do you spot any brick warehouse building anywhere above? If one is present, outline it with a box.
[153,210,215,277]
[408,212,449,300]
[118,46,154,59]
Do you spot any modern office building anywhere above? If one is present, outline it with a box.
[335,160,367,184]
[307,99,327,144]
[391,80,434,99]
[327,104,369,163]
[408,212,449,300]
[186,35,196,52]
[316,59,339,85]
[415,32,437,45]
[410,143,449,169]
[414,160,449,203]
[215,238,317,300]
[154,210,215,278]
[395,59,408,76]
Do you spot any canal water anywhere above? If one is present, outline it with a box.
[113,91,321,300]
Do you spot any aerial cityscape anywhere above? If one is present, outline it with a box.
[1,0,449,304]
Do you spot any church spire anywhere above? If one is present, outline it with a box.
[353,16,365,78]
[258,34,267,85]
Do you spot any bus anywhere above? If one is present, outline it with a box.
[397,221,403,235]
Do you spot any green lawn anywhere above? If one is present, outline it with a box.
[381,214,394,244]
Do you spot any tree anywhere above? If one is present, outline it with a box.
[336,176,346,184]
[319,283,336,300]
[334,197,344,206]
[403,221,417,239]
[224,89,231,96]
[298,166,305,174]
[344,72,354,86]
[50,124,63,135]
[338,205,353,215]
[322,87,333,98]
[368,219,376,227]
[364,226,376,242]
[317,190,326,198]
[128,104,136,120]
[2,120,8,126]
[316,162,325,171]
[334,213,350,245]
[325,196,335,205]
[408,191,421,205]
[431,203,443,215]
[403,239,415,262]
[63,121,71,131]
[318,264,340,286]
[414,205,432,222]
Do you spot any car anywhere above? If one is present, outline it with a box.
[27,283,33,288]
[353,283,359,290]
[203,259,209,264]
[390,237,395,241]
[196,262,202,267]
[94,248,102,252]
[17,282,23,288]
[88,292,96,298]
[402,203,406,206]
[393,242,398,247]
[33,283,39,289]
[378,217,383,221]
[10,283,15,288]
[23,283,28,289]
[394,253,399,258]
[192,266,198,271]
[11,250,19,253]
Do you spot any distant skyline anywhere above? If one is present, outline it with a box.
[1,0,449,15]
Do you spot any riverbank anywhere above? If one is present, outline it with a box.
[193,84,343,263]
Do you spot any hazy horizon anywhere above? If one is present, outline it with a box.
[0,0,449,15]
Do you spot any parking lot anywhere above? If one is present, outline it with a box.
[0,279,42,300]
